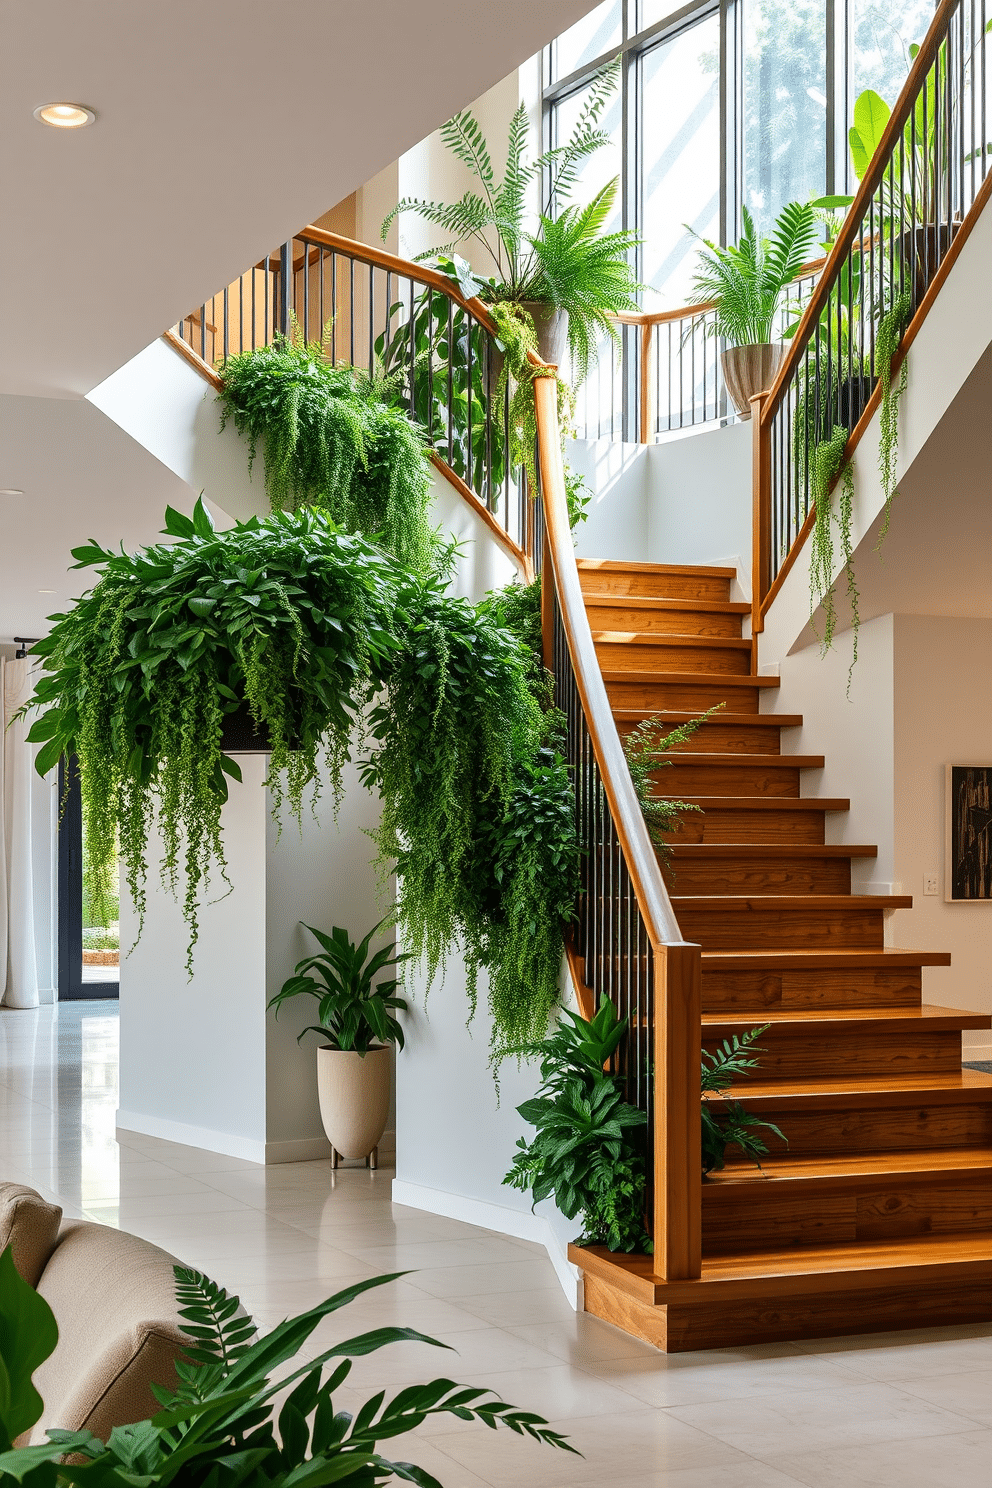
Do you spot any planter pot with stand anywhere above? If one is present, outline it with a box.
[316,1045,391,1169]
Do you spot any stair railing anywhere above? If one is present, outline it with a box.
[751,0,992,636]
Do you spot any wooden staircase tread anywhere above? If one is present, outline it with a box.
[571,1235,992,1298]
[672,843,876,858]
[601,669,780,688]
[592,631,753,650]
[614,709,804,728]
[583,594,751,615]
[669,894,914,910]
[646,752,824,768]
[701,948,953,968]
[702,1004,991,1031]
[705,1148,992,1185]
[717,1069,992,1103]
[577,560,737,577]
[659,795,849,810]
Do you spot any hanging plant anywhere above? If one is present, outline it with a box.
[361,575,578,1066]
[805,424,859,669]
[23,502,403,970]
[217,323,437,574]
[875,290,911,548]
[487,301,573,490]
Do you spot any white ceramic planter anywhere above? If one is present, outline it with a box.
[721,342,786,419]
[316,1045,391,1164]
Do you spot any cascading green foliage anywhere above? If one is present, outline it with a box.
[875,291,912,547]
[217,324,437,574]
[807,424,857,662]
[488,301,569,490]
[24,503,403,971]
[503,999,651,1254]
[701,1026,787,1175]
[622,709,724,860]
[0,1247,576,1484]
[361,575,578,1065]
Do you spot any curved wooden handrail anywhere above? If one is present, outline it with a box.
[759,0,958,430]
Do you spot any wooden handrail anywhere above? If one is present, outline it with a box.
[533,374,702,1282]
[759,0,958,430]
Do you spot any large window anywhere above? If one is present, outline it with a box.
[544,0,939,308]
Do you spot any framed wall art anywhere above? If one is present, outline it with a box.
[945,765,992,902]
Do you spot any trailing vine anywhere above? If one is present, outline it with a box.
[24,504,403,972]
[360,576,577,1066]
[488,301,573,489]
[217,323,437,574]
[875,291,911,549]
[807,425,859,671]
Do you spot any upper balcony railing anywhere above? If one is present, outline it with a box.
[170,222,702,1281]
[752,0,992,630]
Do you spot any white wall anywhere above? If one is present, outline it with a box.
[570,420,752,585]
[893,615,992,1058]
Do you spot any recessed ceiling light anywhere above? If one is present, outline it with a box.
[0,488,24,496]
[33,102,96,129]
[38,589,56,594]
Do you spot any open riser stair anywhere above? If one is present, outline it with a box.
[569,558,992,1350]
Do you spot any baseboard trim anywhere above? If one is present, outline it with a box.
[116,1108,266,1164]
[963,1032,992,1061]
[390,1179,582,1310]
[264,1136,332,1164]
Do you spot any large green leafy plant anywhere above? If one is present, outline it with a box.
[217,325,437,574]
[689,202,821,347]
[25,503,403,971]
[0,1247,575,1486]
[504,999,651,1254]
[267,918,410,1052]
[361,575,578,1066]
[382,61,641,388]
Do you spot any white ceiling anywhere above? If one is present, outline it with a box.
[0,0,593,398]
[0,0,595,638]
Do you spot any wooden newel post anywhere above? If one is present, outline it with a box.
[652,940,702,1281]
[750,391,771,637]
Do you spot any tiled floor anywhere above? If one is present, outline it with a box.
[3,1000,992,1487]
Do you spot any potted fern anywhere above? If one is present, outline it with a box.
[268,919,409,1168]
[688,201,821,419]
[381,60,641,385]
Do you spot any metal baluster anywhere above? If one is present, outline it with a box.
[331,253,338,365]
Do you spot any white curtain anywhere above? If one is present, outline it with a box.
[1,658,57,1008]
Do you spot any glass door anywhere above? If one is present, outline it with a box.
[58,759,119,1000]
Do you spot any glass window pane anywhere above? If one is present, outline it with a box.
[551,1,622,82]
[641,15,721,306]
[743,0,828,234]
[550,78,624,227]
[852,0,937,109]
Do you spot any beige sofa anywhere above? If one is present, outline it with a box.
[0,1182,189,1446]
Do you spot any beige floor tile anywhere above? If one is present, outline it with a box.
[667,1380,982,1458]
[583,1350,864,1408]
[791,1327,992,1382]
[505,1315,665,1365]
[456,1288,578,1327]
[759,1426,992,1487]
[896,1366,992,1426]
[412,1260,561,1300]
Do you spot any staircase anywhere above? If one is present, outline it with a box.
[568,557,992,1351]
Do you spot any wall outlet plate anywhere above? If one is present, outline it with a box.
[925,875,939,896]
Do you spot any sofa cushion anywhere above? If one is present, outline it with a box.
[0,1182,62,1287]
[26,1220,189,1447]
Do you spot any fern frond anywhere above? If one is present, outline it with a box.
[700,1025,770,1094]
[173,1266,256,1372]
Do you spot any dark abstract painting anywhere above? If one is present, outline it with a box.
[948,766,992,900]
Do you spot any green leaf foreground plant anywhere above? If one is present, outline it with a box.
[0,1248,577,1486]
[701,1027,787,1175]
[360,575,578,1067]
[503,1000,652,1254]
[689,202,821,347]
[24,502,404,972]
[382,60,641,389]
[217,323,438,574]
[268,918,410,1053]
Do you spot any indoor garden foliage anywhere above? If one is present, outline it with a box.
[23,508,577,1060]
[0,1247,574,1487]
[217,323,437,574]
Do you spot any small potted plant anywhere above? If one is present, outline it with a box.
[268,918,409,1168]
[688,201,820,418]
